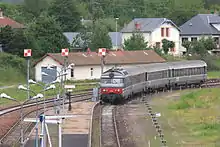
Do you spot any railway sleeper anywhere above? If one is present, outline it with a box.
[155,125,160,129]
[161,139,167,144]
[152,119,157,122]
[159,133,164,138]
[154,122,158,125]
[157,128,162,133]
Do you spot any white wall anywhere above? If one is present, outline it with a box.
[151,22,181,55]
[35,56,153,81]
[35,56,63,82]
[121,22,181,56]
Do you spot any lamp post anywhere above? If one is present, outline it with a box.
[0,93,44,147]
[28,79,59,147]
[115,17,119,49]
[44,63,75,114]
[18,84,56,147]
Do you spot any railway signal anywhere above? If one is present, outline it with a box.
[24,49,32,57]
[61,48,69,56]
[24,49,32,100]
[98,48,107,74]
[98,48,106,56]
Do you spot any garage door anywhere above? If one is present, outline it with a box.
[41,66,57,84]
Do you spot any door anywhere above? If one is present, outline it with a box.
[41,66,57,84]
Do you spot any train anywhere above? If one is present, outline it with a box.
[99,60,207,104]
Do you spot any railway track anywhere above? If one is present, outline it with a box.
[0,90,93,146]
[100,105,121,147]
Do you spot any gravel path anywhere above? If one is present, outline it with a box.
[121,102,161,147]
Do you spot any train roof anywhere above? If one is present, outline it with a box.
[168,60,207,69]
[141,62,170,72]
[101,60,207,78]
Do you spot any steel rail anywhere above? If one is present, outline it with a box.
[0,92,93,145]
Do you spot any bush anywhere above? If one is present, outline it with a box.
[0,52,35,85]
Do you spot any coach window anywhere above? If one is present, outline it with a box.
[90,68,93,77]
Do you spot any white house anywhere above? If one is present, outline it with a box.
[120,18,183,56]
[34,50,165,83]
[180,14,220,54]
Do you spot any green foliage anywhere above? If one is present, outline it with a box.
[0,52,26,86]
[185,36,216,57]
[23,0,49,17]
[169,89,220,110]
[162,39,175,54]
[89,20,112,51]
[152,47,164,57]
[28,13,70,57]
[49,0,81,32]
[124,32,148,50]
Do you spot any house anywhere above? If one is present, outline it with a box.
[0,8,24,29]
[120,18,182,55]
[63,32,122,50]
[34,50,165,83]
[180,14,220,54]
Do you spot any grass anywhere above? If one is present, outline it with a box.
[150,88,220,147]
[0,83,97,106]
[0,67,26,87]
[208,71,220,78]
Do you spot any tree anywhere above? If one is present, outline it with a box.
[28,13,69,57]
[162,39,175,54]
[182,40,191,53]
[0,25,13,52]
[0,26,39,57]
[49,0,81,32]
[23,0,49,17]
[89,21,112,51]
[124,31,148,50]
[201,36,216,50]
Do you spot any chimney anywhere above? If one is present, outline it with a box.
[0,8,3,18]
[135,22,141,30]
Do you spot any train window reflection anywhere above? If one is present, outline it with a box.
[101,78,123,84]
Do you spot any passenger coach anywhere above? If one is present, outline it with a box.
[99,60,207,104]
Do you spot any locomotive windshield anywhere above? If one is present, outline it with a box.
[101,78,123,84]
[100,78,124,87]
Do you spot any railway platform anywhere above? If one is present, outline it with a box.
[25,101,96,147]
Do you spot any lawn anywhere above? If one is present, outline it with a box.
[208,71,220,78]
[0,82,98,106]
[150,88,220,147]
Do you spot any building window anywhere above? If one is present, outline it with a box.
[166,28,169,37]
[90,68,93,77]
[182,37,188,43]
[156,42,160,48]
[71,68,74,77]
[214,37,219,43]
[191,37,197,42]
[161,28,164,37]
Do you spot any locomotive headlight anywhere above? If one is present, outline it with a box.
[102,89,106,92]
[117,89,120,92]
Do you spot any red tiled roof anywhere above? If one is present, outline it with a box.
[0,17,25,28]
[34,50,166,66]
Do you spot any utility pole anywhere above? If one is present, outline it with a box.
[101,56,104,74]
[98,48,106,74]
